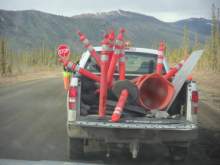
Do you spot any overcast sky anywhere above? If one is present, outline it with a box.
[0,0,220,22]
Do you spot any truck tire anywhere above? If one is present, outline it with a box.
[68,137,84,160]
[169,146,188,162]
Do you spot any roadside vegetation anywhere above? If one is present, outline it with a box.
[0,38,80,75]
[152,4,220,72]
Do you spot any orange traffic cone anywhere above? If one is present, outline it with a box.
[132,73,174,110]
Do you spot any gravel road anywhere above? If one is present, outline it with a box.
[0,76,220,165]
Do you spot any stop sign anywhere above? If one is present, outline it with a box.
[58,45,70,58]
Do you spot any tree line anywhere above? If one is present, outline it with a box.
[154,3,220,72]
[0,37,81,75]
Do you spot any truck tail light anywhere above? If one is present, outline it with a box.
[191,91,198,114]
[69,86,77,110]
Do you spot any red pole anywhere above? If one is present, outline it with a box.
[111,89,129,122]
[111,44,128,122]
[119,45,126,80]
[107,29,125,88]
[63,60,114,87]
[77,31,101,67]
[99,34,110,117]
[108,30,115,69]
[156,43,164,75]
[164,58,187,80]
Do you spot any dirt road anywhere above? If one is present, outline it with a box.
[0,77,220,165]
[198,100,220,130]
[185,100,220,165]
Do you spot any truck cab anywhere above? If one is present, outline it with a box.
[66,46,198,161]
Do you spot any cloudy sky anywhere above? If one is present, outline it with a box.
[0,0,220,22]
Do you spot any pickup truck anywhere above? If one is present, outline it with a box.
[66,46,198,162]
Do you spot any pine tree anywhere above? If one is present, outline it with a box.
[216,7,220,71]
[178,43,184,62]
[169,40,174,63]
[211,3,217,69]
[151,39,157,49]
[194,32,201,68]
[53,44,58,66]
[194,32,200,51]
[163,36,167,55]
[204,36,212,69]
[26,45,30,66]
[32,45,36,66]
[0,36,6,75]
[4,37,12,74]
[183,23,189,58]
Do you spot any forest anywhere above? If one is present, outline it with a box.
[151,4,220,72]
[0,4,219,76]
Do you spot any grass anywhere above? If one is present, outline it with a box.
[169,61,220,98]
[0,67,62,86]
[190,69,220,98]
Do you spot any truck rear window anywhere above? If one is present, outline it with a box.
[85,51,166,75]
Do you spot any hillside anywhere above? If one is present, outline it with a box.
[0,9,211,53]
[169,18,213,36]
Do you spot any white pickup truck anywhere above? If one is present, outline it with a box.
[66,46,198,162]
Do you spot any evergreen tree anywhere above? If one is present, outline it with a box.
[194,32,200,51]
[32,45,37,66]
[183,23,189,58]
[26,45,31,66]
[216,7,220,71]
[163,36,167,55]
[53,44,58,66]
[0,36,6,75]
[4,37,12,74]
[211,3,218,69]
[151,39,157,49]
[194,32,201,68]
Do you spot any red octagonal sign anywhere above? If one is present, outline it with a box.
[58,45,70,58]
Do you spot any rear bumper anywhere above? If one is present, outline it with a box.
[67,121,198,144]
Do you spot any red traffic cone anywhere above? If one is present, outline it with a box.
[134,73,174,110]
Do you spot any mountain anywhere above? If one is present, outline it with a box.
[168,18,213,36]
[0,9,211,53]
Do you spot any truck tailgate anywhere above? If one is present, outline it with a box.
[72,116,197,131]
